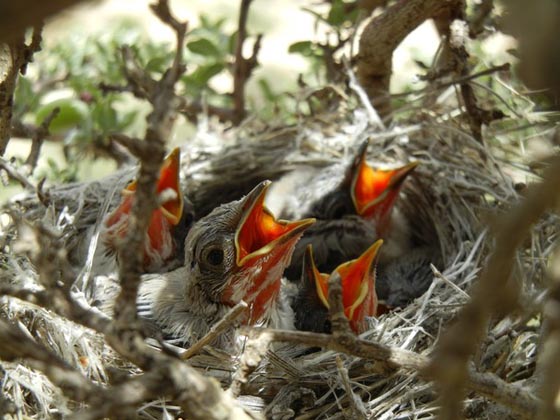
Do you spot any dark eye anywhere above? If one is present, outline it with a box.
[204,247,224,266]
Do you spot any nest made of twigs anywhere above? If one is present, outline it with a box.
[0,104,555,419]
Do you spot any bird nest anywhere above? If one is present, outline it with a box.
[0,104,555,419]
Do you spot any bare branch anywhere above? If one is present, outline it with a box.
[536,244,560,420]
[327,271,354,337]
[25,106,60,170]
[112,0,187,327]
[357,0,462,119]
[248,327,538,419]
[336,355,368,420]
[0,25,43,155]
[232,0,261,125]
[429,156,560,419]
[181,301,248,360]
[0,157,36,191]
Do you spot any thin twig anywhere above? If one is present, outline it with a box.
[430,264,470,300]
[429,155,560,420]
[343,57,385,129]
[0,25,43,155]
[112,0,187,326]
[327,271,355,341]
[181,301,248,360]
[536,244,560,420]
[25,106,60,170]
[336,355,368,420]
[232,0,261,125]
[0,157,36,191]
[247,327,538,419]
[392,63,510,99]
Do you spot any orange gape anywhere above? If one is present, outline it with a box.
[307,240,383,334]
[351,159,418,229]
[225,182,315,324]
[103,148,184,271]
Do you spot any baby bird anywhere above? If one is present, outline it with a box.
[133,181,315,347]
[102,148,192,273]
[292,240,383,334]
[283,140,418,279]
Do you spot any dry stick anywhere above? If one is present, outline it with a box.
[344,57,385,130]
[181,301,249,360]
[0,317,248,420]
[1,3,252,418]
[429,156,560,420]
[536,245,560,420]
[232,0,261,125]
[336,355,368,420]
[357,0,461,119]
[392,63,511,99]
[0,25,43,155]
[0,158,36,191]
[112,0,187,326]
[247,327,538,419]
[25,107,60,170]
[98,3,254,419]
[327,271,353,337]
[448,18,504,143]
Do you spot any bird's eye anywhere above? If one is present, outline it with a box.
[204,247,224,267]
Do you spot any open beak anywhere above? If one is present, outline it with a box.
[307,240,383,333]
[156,147,183,225]
[303,245,329,308]
[119,147,183,225]
[235,181,315,267]
[229,180,315,323]
[104,148,184,271]
[351,158,418,221]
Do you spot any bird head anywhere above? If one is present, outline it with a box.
[303,239,383,333]
[103,147,186,272]
[184,180,315,324]
[348,142,418,229]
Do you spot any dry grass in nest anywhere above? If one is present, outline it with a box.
[0,101,557,419]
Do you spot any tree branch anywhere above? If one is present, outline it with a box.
[0,25,43,155]
[357,0,461,119]
[232,0,261,125]
[247,327,538,419]
[536,244,560,420]
[429,155,560,419]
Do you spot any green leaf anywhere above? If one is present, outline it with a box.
[92,101,118,132]
[228,30,239,55]
[145,55,170,73]
[289,41,314,55]
[327,0,347,26]
[258,78,277,102]
[186,63,224,87]
[117,110,139,130]
[187,38,222,57]
[35,98,89,134]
